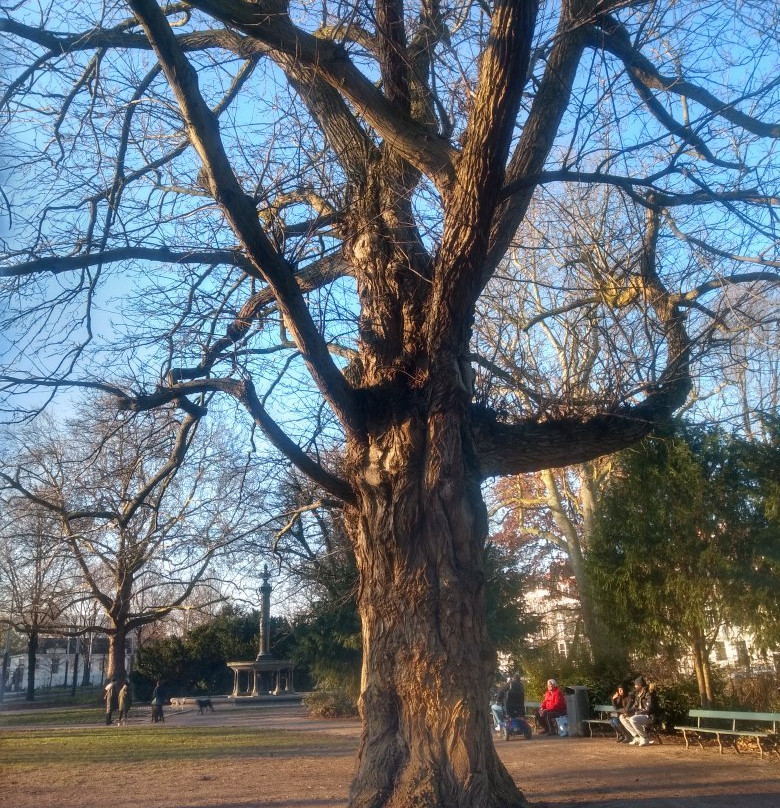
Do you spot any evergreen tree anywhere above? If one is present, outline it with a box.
[588,421,780,706]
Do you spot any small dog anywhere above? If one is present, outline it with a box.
[169,697,186,710]
[196,698,214,714]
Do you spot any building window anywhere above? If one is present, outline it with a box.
[714,642,727,662]
[734,640,749,668]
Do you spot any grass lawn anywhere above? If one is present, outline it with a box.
[0,707,110,727]
[0,724,351,768]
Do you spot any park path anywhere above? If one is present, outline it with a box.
[148,702,780,808]
[2,701,778,807]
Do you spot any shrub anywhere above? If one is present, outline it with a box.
[655,680,699,730]
[302,689,358,719]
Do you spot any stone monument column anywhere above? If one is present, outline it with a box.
[256,565,272,660]
[227,563,294,699]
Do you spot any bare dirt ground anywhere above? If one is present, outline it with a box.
[2,703,778,808]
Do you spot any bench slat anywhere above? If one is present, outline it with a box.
[688,709,780,722]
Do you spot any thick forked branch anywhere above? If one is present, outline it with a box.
[487,6,587,278]
[127,0,363,437]
[186,0,456,188]
[430,0,539,350]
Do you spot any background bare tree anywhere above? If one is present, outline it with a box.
[2,2,779,806]
[0,403,262,683]
[475,184,780,670]
[0,497,75,699]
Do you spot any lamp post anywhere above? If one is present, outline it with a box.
[63,633,71,689]
[0,629,10,704]
[71,624,80,698]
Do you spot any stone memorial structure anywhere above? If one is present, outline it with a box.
[226,566,296,699]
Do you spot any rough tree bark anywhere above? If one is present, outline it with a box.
[106,626,128,684]
[345,401,521,806]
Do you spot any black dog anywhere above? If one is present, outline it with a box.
[196,698,214,714]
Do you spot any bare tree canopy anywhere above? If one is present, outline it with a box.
[1,1,778,806]
[0,497,75,699]
[0,405,264,682]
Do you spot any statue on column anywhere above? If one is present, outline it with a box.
[226,563,295,698]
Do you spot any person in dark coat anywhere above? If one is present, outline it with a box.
[619,676,658,746]
[504,675,525,719]
[151,679,166,723]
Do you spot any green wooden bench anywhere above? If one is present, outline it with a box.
[583,703,616,737]
[676,709,780,759]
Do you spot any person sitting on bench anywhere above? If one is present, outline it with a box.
[619,676,658,746]
[536,678,566,735]
[611,682,634,743]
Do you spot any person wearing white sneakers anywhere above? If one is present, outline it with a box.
[619,676,658,746]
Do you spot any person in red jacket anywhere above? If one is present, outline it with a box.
[536,678,567,735]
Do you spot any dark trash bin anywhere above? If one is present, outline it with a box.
[564,685,589,737]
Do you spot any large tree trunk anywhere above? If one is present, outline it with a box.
[345,406,524,808]
[80,634,92,686]
[107,627,127,684]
